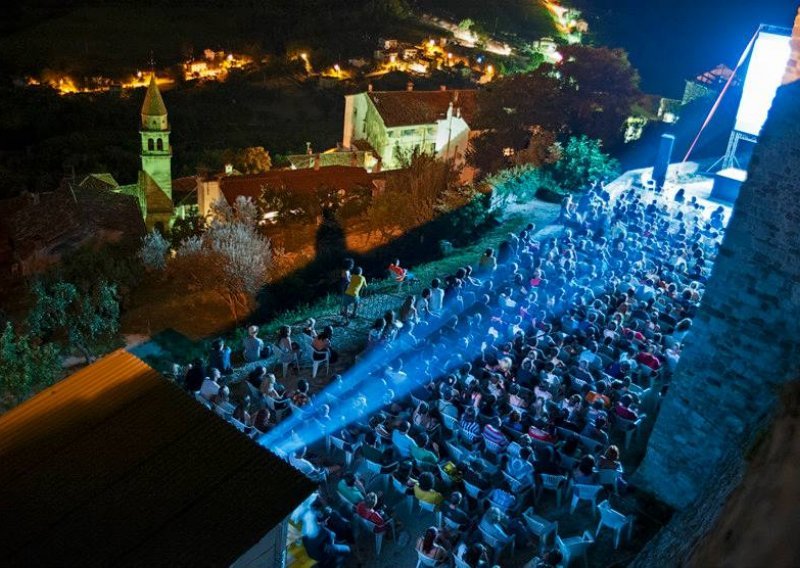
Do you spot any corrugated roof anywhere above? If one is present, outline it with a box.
[0,350,315,567]
[220,165,382,204]
[141,75,168,117]
[367,89,477,127]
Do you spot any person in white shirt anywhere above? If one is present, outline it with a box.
[429,278,444,313]
[200,368,223,400]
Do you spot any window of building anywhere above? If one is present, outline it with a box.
[156,138,164,151]
[401,128,417,136]
[147,139,155,151]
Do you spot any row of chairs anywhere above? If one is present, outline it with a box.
[193,392,259,439]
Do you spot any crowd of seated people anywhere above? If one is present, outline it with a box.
[189,182,724,566]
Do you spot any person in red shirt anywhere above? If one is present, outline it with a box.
[355,493,390,533]
[388,258,415,282]
[615,394,640,421]
[636,346,662,371]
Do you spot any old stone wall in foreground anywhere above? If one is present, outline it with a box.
[635,80,800,508]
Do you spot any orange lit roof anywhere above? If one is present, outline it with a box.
[0,350,314,567]
[219,165,383,203]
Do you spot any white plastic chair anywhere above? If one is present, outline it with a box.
[244,381,265,410]
[294,332,313,368]
[614,415,643,450]
[311,348,330,378]
[445,440,465,463]
[417,498,442,526]
[442,514,462,532]
[536,473,568,509]
[596,500,634,549]
[483,437,507,456]
[438,463,456,487]
[502,471,533,502]
[557,531,594,567]
[570,484,604,516]
[391,476,414,514]
[354,515,395,557]
[522,507,558,555]
[463,480,486,502]
[578,434,605,454]
[263,395,289,421]
[480,526,515,565]
[595,468,623,494]
[441,413,459,436]
[194,392,212,410]
[416,549,444,568]
[337,489,358,509]
[330,435,361,468]
[363,457,390,492]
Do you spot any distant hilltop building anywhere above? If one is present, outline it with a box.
[341,86,478,173]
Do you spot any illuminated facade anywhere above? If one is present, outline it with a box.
[342,88,476,171]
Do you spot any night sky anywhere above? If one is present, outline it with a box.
[576,0,796,97]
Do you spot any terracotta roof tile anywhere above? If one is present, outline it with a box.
[220,165,383,203]
[367,89,477,127]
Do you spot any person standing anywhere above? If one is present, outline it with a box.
[342,267,366,321]
[338,258,354,318]
[242,325,267,363]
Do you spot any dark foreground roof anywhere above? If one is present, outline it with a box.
[0,350,315,568]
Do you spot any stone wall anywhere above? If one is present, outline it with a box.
[634,79,800,508]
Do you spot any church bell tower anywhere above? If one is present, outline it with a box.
[140,75,172,200]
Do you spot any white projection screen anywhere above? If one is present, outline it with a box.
[734,31,791,137]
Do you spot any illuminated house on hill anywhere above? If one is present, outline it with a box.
[0,350,314,568]
[341,87,478,172]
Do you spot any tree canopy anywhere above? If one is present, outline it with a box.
[469,45,641,177]
[168,196,273,321]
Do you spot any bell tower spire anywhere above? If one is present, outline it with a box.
[140,74,172,199]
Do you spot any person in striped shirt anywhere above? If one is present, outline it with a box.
[482,416,509,449]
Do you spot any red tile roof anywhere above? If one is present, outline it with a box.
[219,165,383,204]
[367,89,477,127]
[0,350,315,567]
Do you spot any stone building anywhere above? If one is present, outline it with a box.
[636,9,800,509]
[83,75,196,231]
[114,75,175,231]
[341,87,477,172]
